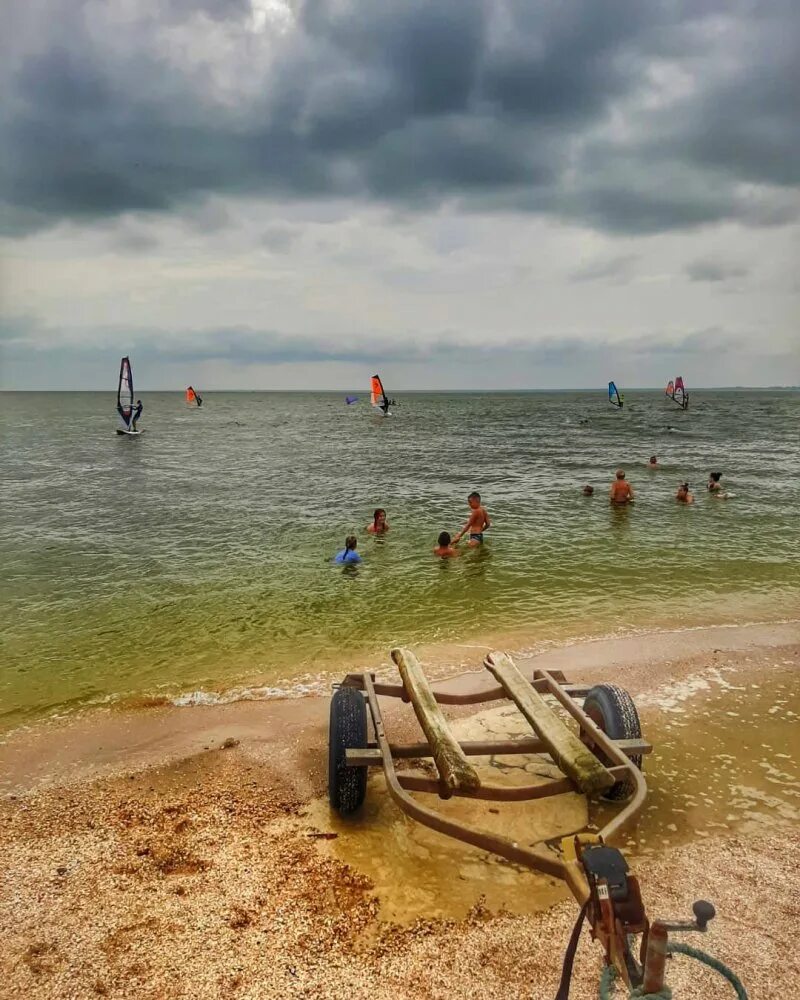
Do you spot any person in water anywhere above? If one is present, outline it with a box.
[708,472,723,494]
[609,469,634,505]
[676,482,694,504]
[453,491,491,547]
[433,531,461,558]
[648,456,658,468]
[366,508,389,534]
[333,535,361,565]
[131,399,143,430]
[582,485,594,496]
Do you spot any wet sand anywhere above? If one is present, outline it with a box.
[1,623,799,999]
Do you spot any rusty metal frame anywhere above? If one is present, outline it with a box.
[340,667,650,900]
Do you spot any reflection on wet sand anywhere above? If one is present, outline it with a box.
[311,705,587,922]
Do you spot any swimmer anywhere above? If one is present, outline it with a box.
[433,531,461,558]
[452,491,491,547]
[708,472,723,494]
[609,469,634,505]
[676,483,694,504]
[648,456,658,468]
[333,535,362,565]
[582,485,594,496]
[366,508,389,534]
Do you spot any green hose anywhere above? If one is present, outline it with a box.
[667,944,748,999]
[599,942,748,1000]
[598,966,672,1000]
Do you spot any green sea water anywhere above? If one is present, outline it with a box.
[1,389,798,729]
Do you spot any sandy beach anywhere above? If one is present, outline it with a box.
[1,622,798,999]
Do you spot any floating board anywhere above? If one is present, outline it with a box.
[116,428,145,436]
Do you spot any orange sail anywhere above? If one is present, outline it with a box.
[185,387,196,403]
[370,375,386,409]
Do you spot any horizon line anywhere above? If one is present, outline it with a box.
[2,385,799,393]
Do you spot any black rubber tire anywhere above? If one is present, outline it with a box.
[582,684,643,801]
[328,687,368,815]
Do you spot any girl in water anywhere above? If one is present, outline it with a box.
[333,535,362,565]
[366,508,389,534]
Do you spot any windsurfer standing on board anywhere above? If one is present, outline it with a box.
[131,400,143,431]
[609,469,634,505]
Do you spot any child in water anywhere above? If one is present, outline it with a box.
[452,491,491,547]
[333,535,362,564]
[366,508,389,534]
[433,531,461,558]
[676,483,694,504]
[708,472,724,495]
[648,456,658,468]
[582,485,594,496]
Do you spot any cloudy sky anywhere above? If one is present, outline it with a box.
[1,0,798,389]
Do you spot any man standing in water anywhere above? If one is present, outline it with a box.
[609,469,634,505]
[131,399,143,431]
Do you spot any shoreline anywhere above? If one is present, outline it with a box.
[2,618,799,794]
[4,612,799,741]
[1,621,798,998]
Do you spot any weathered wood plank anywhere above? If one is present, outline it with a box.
[484,651,614,796]
[391,648,481,793]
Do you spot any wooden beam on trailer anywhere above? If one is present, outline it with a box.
[391,647,481,794]
[484,651,615,797]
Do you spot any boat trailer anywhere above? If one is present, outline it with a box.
[328,648,731,997]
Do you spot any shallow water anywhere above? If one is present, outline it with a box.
[1,389,799,727]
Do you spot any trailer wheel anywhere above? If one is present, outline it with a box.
[328,687,368,815]
[582,684,643,801]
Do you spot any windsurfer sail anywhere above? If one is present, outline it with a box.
[608,381,623,408]
[370,374,390,415]
[117,357,134,429]
[186,386,203,407]
[666,376,689,409]
[345,395,359,405]
[674,376,688,409]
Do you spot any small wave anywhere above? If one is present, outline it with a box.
[171,678,329,707]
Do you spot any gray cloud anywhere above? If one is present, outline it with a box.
[569,254,636,283]
[2,0,798,236]
[685,260,749,283]
[260,224,299,253]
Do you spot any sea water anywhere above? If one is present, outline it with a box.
[1,389,798,728]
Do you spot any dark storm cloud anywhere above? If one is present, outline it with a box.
[2,318,771,370]
[1,0,798,235]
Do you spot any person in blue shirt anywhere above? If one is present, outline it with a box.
[333,535,362,565]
